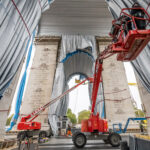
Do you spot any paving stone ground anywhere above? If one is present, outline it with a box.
[11,135,129,150]
[38,136,129,150]
[39,138,119,150]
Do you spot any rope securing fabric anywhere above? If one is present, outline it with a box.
[104,89,127,95]
[11,0,31,36]
[38,0,42,10]
[0,110,9,112]
[96,97,131,105]
[61,49,94,63]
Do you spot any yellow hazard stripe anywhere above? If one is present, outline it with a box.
[128,83,137,86]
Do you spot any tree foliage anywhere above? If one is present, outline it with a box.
[67,108,77,124]
[134,106,145,117]
[78,110,91,124]
[6,114,14,126]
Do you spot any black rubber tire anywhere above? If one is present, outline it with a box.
[72,131,81,141]
[39,131,47,138]
[108,132,121,147]
[17,131,26,141]
[73,132,87,148]
[103,139,110,144]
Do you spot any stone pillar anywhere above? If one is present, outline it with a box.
[97,37,136,128]
[136,77,150,135]
[19,37,60,130]
[0,59,24,140]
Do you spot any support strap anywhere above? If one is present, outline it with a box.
[11,0,31,36]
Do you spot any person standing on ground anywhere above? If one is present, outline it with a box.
[140,121,144,133]
[67,124,72,136]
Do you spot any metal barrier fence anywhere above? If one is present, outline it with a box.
[129,136,150,150]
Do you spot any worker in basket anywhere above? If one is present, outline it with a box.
[130,2,146,30]
[110,2,146,42]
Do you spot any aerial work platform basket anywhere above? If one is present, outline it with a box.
[110,4,150,61]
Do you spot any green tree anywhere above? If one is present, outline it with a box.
[134,106,145,117]
[67,108,77,124]
[6,114,14,126]
[78,110,91,124]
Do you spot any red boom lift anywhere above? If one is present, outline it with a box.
[17,3,150,148]
[72,4,150,148]
[17,77,93,141]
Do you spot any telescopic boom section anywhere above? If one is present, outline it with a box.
[91,59,103,114]
[90,47,115,115]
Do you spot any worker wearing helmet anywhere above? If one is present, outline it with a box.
[131,2,146,30]
[140,121,144,133]
[110,2,146,42]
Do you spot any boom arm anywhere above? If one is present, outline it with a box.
[91,59,103,114]
[90,3,150,114]
[123,117,147,133]
[20,77,93,123]
[90,46,114,115]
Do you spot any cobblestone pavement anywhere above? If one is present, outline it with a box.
[38,137,121,150]
[12,136,129,150]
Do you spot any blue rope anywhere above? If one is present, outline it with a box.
[61,49,94,63]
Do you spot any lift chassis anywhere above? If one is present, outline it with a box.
[72,3,150,148]
[72,131,121,148]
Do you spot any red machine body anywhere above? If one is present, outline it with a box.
[109,6,150,61]
[17,121,41,130]
[17,4,150,133]
[81,113,108,133]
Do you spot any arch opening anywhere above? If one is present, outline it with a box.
[67,74,91,118]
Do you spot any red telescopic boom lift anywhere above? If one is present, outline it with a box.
[17,3,150,148]
[17,77,93,131]
[73,4,150,148]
